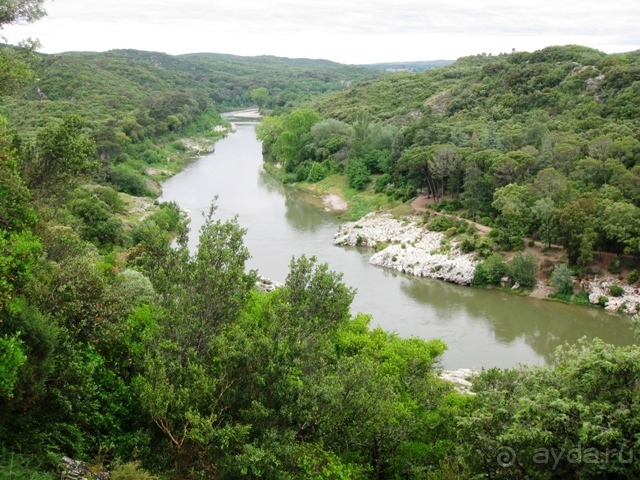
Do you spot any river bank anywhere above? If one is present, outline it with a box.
[333,213,477,285]
[332,212,640,315]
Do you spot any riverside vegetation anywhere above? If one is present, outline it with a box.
[257,45,640,311]
[2,2,640,479]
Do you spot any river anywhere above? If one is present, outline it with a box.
[160,110,634,369]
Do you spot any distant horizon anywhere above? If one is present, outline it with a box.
[3,0,638,65]
[21,44,638,68]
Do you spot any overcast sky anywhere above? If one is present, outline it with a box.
[2,0,639,64]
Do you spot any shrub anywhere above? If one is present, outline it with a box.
[428,215,454,232]
[294,163,310,182]
[550,263,574,295]
[508,250,538,289]
[474,236,496,258]
[629,269,639,284]
[108,165,152,197]
[573,289,590,305]
[598,296,609,307]
[346,159,370,190]
[473,253,508,286]
[610,285,624,297]
[306,162,326,183]
[609,257,622,274]
[460,236,475,253]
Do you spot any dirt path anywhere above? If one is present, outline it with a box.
[410,194,492,235]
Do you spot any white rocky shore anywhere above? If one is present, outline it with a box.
[582,276,640,314]
[439,368,476,394]
[333,213,478,286]
[255,275,283,293]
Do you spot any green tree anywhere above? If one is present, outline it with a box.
[551,199,597,264]
[21,115,98,198]
[492,183,532,247]
[277,109,322,166]
[550,263,574,295]
[0,333,27,397]
[532,197,554,248]
[250,87,270,109]
[508,250,538,289]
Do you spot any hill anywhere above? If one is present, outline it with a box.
[261,45,640,280]
[0,48,379,195]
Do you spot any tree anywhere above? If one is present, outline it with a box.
[532,167,566,201]
[508,250,538,289]
[346,158,370,190]
[250,87,270,109]
[463,162,492,218]
[551,199,597,264]
[492,184,532,247]
[0,0,46,26]
[550,263,574,295]
[532,197,554,248]
[0,0,46,94]
[277,109,322,166]
[21,115,98,197]
[429,144,461,198]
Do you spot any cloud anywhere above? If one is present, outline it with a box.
[2,0,639,62]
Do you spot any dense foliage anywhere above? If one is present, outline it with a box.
[261,45,640,265]
[1,8,640,477]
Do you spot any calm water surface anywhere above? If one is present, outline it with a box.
[160,112,633,369]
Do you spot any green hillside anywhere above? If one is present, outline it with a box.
[261,45,640,268]
[0,48,379,195]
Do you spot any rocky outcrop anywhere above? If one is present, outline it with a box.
[439,368,476,394]
[334,213,477,285]
[256,275,283,293]
[582,276,640,314]
[181,138,216,156]
[61,457,109,480]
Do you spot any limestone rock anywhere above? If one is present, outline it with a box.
[256,275,283,293]
[439,368,476,394]
[61,457,109,480]
[334,213,477,286]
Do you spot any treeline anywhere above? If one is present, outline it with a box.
[3,7,640,476]
[259,45,640,266]
[4,112,640,479]
[0,48,379,198]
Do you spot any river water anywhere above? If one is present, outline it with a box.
[160,112,633,369]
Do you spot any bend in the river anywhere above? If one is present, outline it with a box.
[160,109,634,369]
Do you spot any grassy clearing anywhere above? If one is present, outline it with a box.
[274,171,406,221]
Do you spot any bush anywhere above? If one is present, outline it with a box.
[609,257,622,274]
[460,236,475,253]
[610,285,624,297]
[550,263,574,295]
[91,185,124,213]
[508,250,538,289]
[294,163,310,182]
[573,289,590,305]
[473,253,508,286]
[428,215,454,232]
[346,159,370,190]
[629,269,639,284]
[598,296,609,307]
[306,162,326,183]
[108,165,152,197]
[474,236,496,258]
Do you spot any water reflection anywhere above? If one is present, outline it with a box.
[161,120,635,369]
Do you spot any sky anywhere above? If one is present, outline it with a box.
[2,0,640,64]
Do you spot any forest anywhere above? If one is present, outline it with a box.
[258,45,640,299]
[1,2,640,479]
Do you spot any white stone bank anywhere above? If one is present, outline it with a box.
[333,213,477,286]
